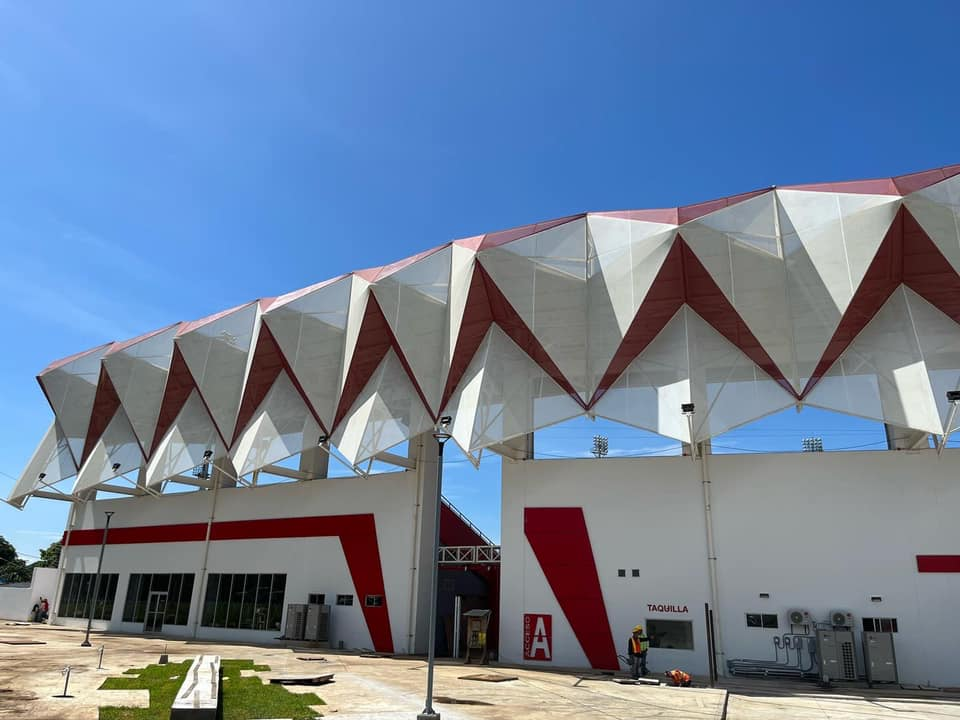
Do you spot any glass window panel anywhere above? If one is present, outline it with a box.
[746,613,762,627]
[226,574,244,629]
[202,575,220,627]
[123,574,142,622]
[151,574,171,594]
[761,614,779,629]
[268,575,286,631]
[165,575,182,624]
[646,619,695,650]
[254,575,271,631]
[176,575,194,626]
[214,575,230,628]
[135,573,151,623]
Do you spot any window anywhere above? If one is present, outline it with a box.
[631,569,640,578]
[364,595,384,607]
[201,574,286,631]
[57,573,119,620]
[617,569,626,578]
[746,613,779,629]
[122,573,194,625]
[646,619,694,650]
[336,594,354,606]
[863,617,898,633]
[308,593,325,605]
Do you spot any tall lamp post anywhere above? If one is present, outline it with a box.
[81,510,114,647]
[419,415,452,720]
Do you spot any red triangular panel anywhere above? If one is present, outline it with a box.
[800,209,905,398]
[679,237,793,394]
[150,346,200,455]
[902,208,960,324]
[439,264,494,411]
[477,264,586,408]
[478,213,586,250]
[678,188,771,224]
[80,366,122,464]
[893,164,960,195]
[588,240,685,406]
[231,327,291,446]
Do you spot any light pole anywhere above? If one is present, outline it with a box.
[419,416,451,720]
[81,511,114,647]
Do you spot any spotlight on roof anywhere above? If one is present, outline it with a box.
[947,390,960,404]
[38,472,46,481]
[681,403,696,416]
[802,437,824,453]
[433,416,452,442]
[111,463,121,472]
[201,450,213,461]
[318,434,329,444]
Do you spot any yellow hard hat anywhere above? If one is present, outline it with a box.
[632,625,643,633]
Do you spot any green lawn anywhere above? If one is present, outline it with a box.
[98,659,324,720]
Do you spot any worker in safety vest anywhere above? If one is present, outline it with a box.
[627,624,651,678]
[664,669,692,687]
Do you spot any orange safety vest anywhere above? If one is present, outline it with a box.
[630,636,649,653]
[667,669,690,686]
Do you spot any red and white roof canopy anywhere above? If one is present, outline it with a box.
[10,164,960,505]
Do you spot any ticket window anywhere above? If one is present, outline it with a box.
[646,619,695,650]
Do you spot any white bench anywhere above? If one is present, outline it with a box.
[170,654,221,719]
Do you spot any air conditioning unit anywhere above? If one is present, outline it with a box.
[829,609,853,628]
[787,608,811,627]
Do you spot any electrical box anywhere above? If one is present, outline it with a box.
[863,631,898,685]
[817,630,857,681]
[463,608,492,665]
[285,603,308,641]
[305,603,331,645]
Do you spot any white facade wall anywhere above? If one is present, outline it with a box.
[56,471,421,653]
[0,567,58,621]
[501,449,960,686]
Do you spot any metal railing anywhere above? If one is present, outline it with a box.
[438,545,501,565]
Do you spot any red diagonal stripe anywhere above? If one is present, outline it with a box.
[524,507,618,670]
[81,365,123,464]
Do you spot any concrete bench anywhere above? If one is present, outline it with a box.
[170,654,221,720]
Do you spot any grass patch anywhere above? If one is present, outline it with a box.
[99,659,323,720]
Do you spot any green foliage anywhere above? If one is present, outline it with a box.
[37,541,61,568]
[0,557,31,583]
[0,535,17,565]
[98,659,323,720]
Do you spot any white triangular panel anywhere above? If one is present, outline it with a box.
[7,421,76,507]
[904,174,960,276]
[595,306,793,442]
[331,349,432,465]
[479,216,677,403]
[373,246,473,413]
[230,371,322,477]
[103,325,179,455]
[145,390,224,487]
[805,286,943,434]
[176,303,260,443]
[264,275,368,429]
[442,324,582,452]
[38,345,112,464]
[73,409,144,493]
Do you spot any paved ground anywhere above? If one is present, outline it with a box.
[1,623,959,719]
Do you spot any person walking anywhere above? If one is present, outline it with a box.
[627,624,651,678]
[39,597,49,622]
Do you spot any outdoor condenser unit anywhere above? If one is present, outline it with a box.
[787,608,811,627]
[829,609,854,628]
[817,629,857,682]
[863,632,898,685]
[285,603,308,641]
[305,604,331,646]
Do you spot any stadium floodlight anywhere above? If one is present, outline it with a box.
[420,415,453,720]
[111,463,121,473]
[801,437,823,453]
[937,391,960,455]
[591,435,609,459]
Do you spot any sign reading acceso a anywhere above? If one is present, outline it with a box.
[523,613,552,661]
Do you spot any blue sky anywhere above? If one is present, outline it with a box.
[1,1,959,555]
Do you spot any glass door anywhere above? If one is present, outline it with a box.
[144,591,167,633]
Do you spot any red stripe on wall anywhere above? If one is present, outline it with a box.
[524,507,619,670]
[63,513,394,653]
[917,555,960,573]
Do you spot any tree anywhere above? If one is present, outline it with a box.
[0,536,16,565]
[0,558,30,583]
[37,541,61,568]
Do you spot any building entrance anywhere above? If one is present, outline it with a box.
[144,591,167,633]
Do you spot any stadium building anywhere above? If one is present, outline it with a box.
[8,164,960,686]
